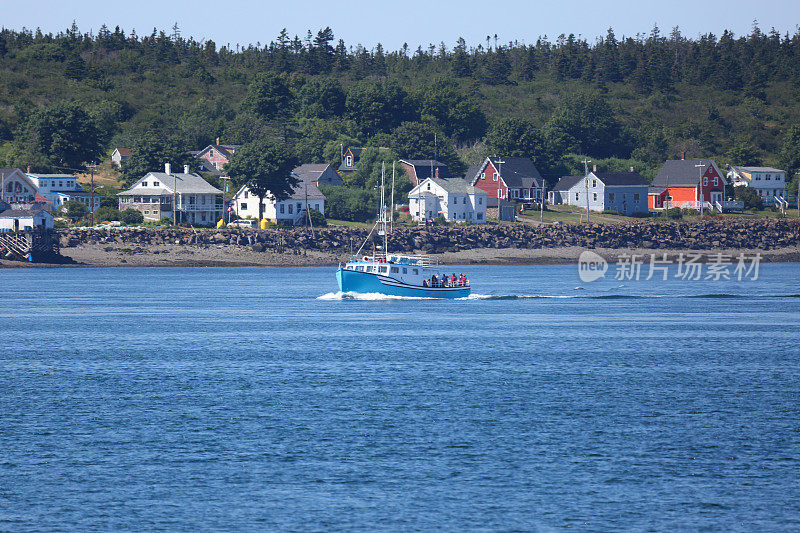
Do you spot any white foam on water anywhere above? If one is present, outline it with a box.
[317,291,432,301]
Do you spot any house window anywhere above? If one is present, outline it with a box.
[477,213,483,220]
[592,179,597,188]
[59,181,63,187]
[201,213,206,221]
[766,174,771,180]
[201,196,206,204]
[575,192,580,201]
[452,196,457,204]
[142,182,147,187]
[478,198,482,205]
[713,177,718,186]
[244,191,249,198]
[593,192,597,202]
[481,172,485,179]
[241,203,247,210]
[346,155,352,167]
[144,210,150,214]
[755,175,761,180]
[463,197,466,204]
[427,183,431,190]
[210,149,215,157]
[634,193,640,202]
[297,203,302,211]
[279,204,284,213]
[153,181,160,187]
[288,204,293,214]
[703,177,708,186]
[493,172,498,181]
[609,193,615,202]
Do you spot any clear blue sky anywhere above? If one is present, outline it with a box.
[3,0,798,50]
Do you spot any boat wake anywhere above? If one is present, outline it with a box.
[317,291,433,301]
[319,292,800,301]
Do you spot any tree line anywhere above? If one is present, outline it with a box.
[0,22,799,203]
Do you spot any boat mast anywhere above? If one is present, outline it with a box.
[390,161,395,234]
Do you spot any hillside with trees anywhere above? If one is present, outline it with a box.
[0,22,799,198]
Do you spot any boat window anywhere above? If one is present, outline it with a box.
[413,269,418,274]
[390,267,399,273]
[356,266,364,272]
[367,266,374,272]
[379,266,388,273]
[402,268,407,274]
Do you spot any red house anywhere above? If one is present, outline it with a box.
[469,156,544,204]
[649,156,726,209]
[194,139,240,174]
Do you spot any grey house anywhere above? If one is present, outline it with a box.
[549,175,583,205]
[292,163,342,187]
[562,171,649,215]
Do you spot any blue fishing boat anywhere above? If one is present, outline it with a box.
[335,163,471,299]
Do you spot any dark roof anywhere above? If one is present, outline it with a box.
[652,159,717,187]
[0,168,24,177]
[114,148,131,157]
[553,175,583,191]
[0,207,50,218]
[464,165,481,183]
[292,163,341,185]
[196,144,240,159]
[401,159,451,180]
[594,171,649,186]
[487,156,542,188]
[648,186,667,195]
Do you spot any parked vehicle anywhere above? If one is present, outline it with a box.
[227,219,257,228]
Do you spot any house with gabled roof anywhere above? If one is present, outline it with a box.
[0,168,39,204]
[111,148,131,168]
[231,179,326,225]
[27,173,101,213]
[648,155,725,210]
[470,156,544,204]
[399,159,451,187]
[194,139,241,174]
[338,146,389,176]
[726,166,787,204]
[292,163,342,187]
[117,164,223,226]
[549,175,583,205]
[561,169,649,215]
[408,177,487,223]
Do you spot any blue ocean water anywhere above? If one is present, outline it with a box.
[1,263,799,531]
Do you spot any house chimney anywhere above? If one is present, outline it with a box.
[592,164,597,172]
[184,165,190,174]
[435,167,439,178]
[165,163,171,175]
[216,137,220,146]
[681,151,686,160]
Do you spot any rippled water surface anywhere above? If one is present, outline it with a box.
[1,263,799,531]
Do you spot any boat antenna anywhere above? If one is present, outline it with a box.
[390,161,396,234]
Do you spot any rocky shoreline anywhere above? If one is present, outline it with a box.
[2,218,798,268]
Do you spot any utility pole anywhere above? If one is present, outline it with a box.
[583,158,592,223]
[495,157,505,221]
[88,162,96,227]
[540,179,545,223]
[695,163,705,217]
[1,171,5,204]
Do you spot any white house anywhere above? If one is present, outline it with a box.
[558,170,649,215]
[408,177,488,223]
[232,179,326,225]
[111,148,131,168]
[0,205,54,231]
[117,164,223,226]
[727,166,788,204]
[0,168,40,204]
[26,173,101,212]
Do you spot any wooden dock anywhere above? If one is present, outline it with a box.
[0,229,59,262]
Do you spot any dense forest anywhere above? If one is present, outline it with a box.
[0,22,799,196]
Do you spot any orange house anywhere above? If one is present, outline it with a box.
[649,157,725,209]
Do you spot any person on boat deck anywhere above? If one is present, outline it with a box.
[451,273,457,285]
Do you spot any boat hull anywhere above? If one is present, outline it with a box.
[336,268,470,299]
